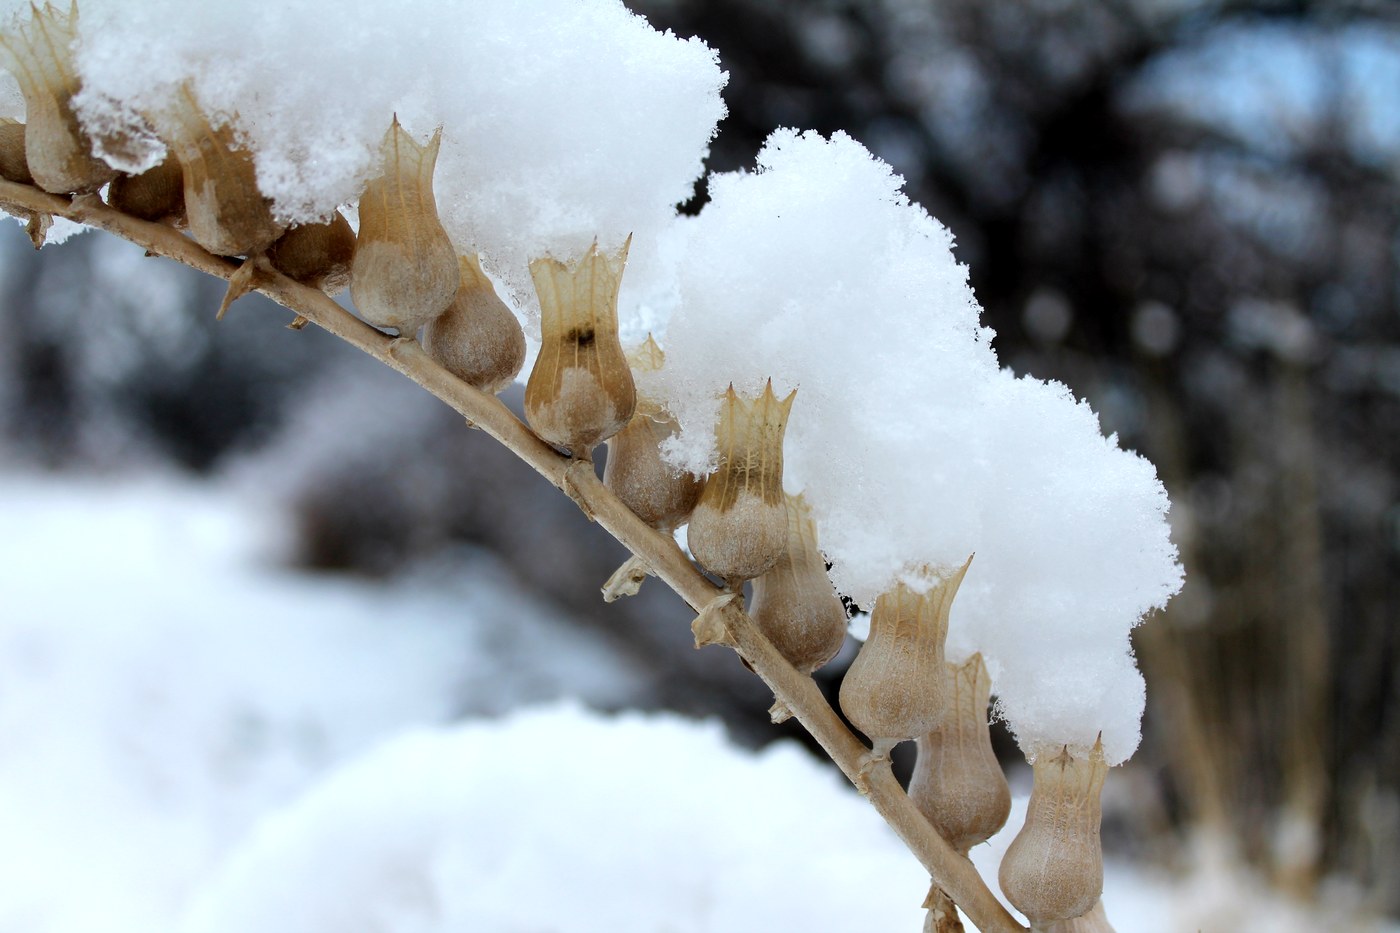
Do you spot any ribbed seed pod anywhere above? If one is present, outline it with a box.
[0,3,115,194]
[687,381,795,586]
[524,239,636,456]
[1040,900,1115,933]
[748,492,847,673]
[0,120,33,184]
[155,84,283,257]
[351,118,459,334]
[838,558,970,756]
[107,155,185,223]
[267,212,356,296]
[999,739,1109,929]
[602,335,703,530]
[423,253,525,395]
[908,653,1011,854]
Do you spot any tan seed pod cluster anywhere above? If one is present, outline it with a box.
[748,492,847,673]
[350,118,459,334]
[0,119,33,184]
[267,212,356,296]
[0,2,115,194]
[687,380,795,586]
[602,334,703,530]
[998,738,1109,929]
[154,84,284,257]
[423,253,526,395]
[908,652,1011,854]
[106,155,185,223]
[838,557,970,756]
[524,238,636,457]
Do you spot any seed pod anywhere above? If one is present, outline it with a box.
[0,120,33,184]
[351,118,459,334]
[153,84,283,257]
[838,558,970,756]
[107,155,185,223]
[998,739,1108,928]
[524,238,636,456]
[423,253,525,395]
[267,212,356,296]
[0,3,116,194]
[602,335,703,530]
[908,653,1011,854]
[748,492,847,673]
[1040,900,1115,933]
[687,381,795,586]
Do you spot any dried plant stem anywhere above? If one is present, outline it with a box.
[0,179,1026,933]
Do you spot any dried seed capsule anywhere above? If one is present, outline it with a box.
[602,335,703,530]
[154,84,283,257]
[748,492,847,673]
[423,253,525,395]
[0,2,115,193]
[524,238,636,456]
[351,118,459,334]
[908,653,1011,854]
[1039,900,1114,933]
[0,119,33,184]
[999,739,1109,928]
[838,558,970,756]
[687,381,795,586]
[267,212,356,296]
[107,155,185,223]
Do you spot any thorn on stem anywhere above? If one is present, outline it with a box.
[769,698,793,724]
[286,315,310,330]
[217,255,271,321]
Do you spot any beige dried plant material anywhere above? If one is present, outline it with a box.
[839,557,971,756]
[0,2,115,194]
[909,653,1011,854]
[267,211,356,296]
[424,253,526,395]
[154,84,283,257]
[107,155,185,223]
[524,238,636,456]
[687,380,795,586]
[603,334,704,531]
[351,117,459,333]
[748,492,847,673]
[999,738,1109,928]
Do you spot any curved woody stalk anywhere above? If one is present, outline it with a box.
[0,178,1028,933]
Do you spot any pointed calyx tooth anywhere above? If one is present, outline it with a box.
[524,238,636,456]
[686,381,795,586]
[107,155,185,223]
[267,211,356,296]
[748,492,848,673]
[908,652,1011,855]
[351,117,459,334]
[602,334,704,530]
[0,2,116,194]
[423,253,525,396]
[0,119,33,184]
[998,738,1109,929]
[152,83,284,257]
[838,556,972,755]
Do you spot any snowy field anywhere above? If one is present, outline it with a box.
[0,470,1376,932]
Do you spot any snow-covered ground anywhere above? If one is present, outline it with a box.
[0,471,1383,932]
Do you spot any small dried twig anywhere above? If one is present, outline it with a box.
[0,178,1027,933]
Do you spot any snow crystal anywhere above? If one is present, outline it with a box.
[61,0,725,323]
[178,703,928,933]
[648,130,1181,763]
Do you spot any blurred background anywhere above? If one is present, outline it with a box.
[1,0,1397,930]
